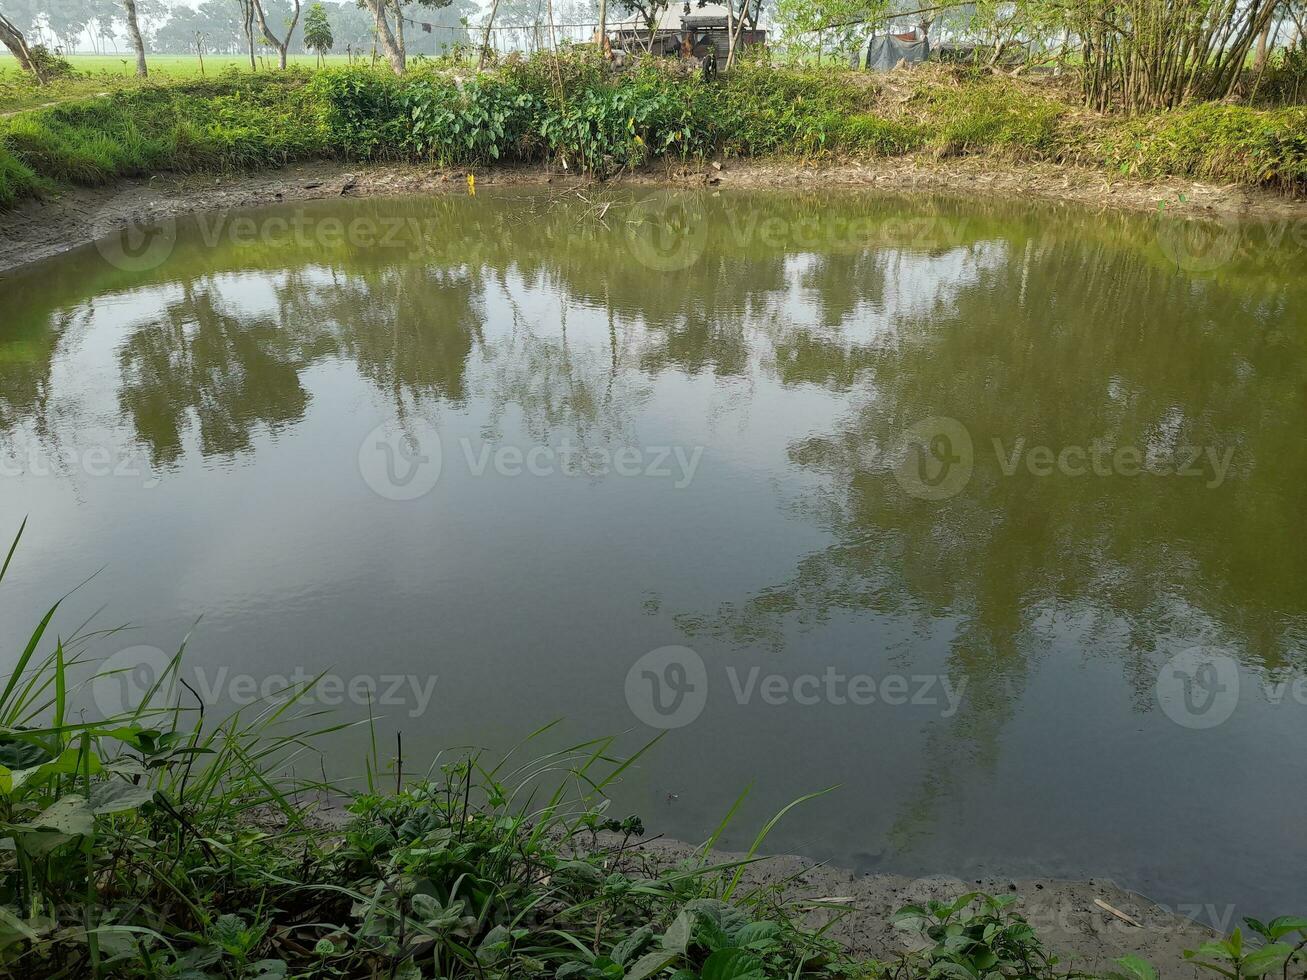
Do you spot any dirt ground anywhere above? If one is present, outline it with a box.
[2,156,1305,275]
[627,839,1218,978]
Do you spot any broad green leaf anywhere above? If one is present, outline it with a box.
[476,924,512,965]
[25,795,94,836]
[733,921,781,949]
[88,780,157,815]
[1111,954,1158,980]
[1266,916,1307,939]
[0,737,54,771]
[700,949,765,980]
[1242,943,1294,977]
[625,948,677,980]
[662,909,692,954]
[611,924,654,965]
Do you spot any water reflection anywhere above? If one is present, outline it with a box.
[2,188,1305,914]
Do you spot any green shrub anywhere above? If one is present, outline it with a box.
[404,75,540,165]
[311,65,407,159]
[1100,102,1307,190]
[0,147,42,206]
[911,80,1066,158]
[839,114,926,154]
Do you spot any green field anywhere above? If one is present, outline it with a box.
[0,52,358,79]
[0,52,361,114]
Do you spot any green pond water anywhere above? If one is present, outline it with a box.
[1,187,1304,922]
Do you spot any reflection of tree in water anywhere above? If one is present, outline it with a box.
[7,193,1305,789]
[118,283,312,466]
[479,305,636,445]
[674,223,1307,848]
[285,263,484,408]
[0,309,76,442]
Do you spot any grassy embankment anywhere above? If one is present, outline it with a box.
[0,54,1304,209]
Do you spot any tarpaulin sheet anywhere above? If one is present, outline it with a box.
[852,34,930,70]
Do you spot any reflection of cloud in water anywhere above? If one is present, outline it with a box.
[3,189,1306,860]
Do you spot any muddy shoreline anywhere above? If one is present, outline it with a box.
[627,840,1217,978]
[2,156,1306,276]
[293,798,1222,975]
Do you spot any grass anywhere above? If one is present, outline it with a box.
[0,54,357,115]
[0,54,358,79]
[0,54,1304,208]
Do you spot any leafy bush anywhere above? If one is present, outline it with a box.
[28,45,75,81]
[404,76,539,165]
[311,65,407,159]
[1099,102,1307,189]
[886,891,1063,978]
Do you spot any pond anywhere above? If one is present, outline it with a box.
[1,187,1304,922]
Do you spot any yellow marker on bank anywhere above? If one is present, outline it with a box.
[467,173,476,196]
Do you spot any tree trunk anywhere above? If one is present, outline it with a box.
[1253,4,1277,70]
[391,0,406,64]
[241,1,257,69]
[123,0,148,77]
[478,0,501,69]
[724,0,736,69]
[0,13,43,83]
[363,0,405,73]
[253,0,301,69]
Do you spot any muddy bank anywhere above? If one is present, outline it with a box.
[2,156,1305,275]
[627,839,1216,978]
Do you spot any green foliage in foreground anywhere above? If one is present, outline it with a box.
[1,519,1306,978]
[0,55,1305,208]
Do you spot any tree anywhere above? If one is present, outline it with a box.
[0,12,44,81]
[303,1,333,62]
[358,0,405,73]
[152,1,244,54]
[233,0,257,67]
[44,0,95,53]
[253,0,302,67]
[612,0,669,42]
[123,0,148,75]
